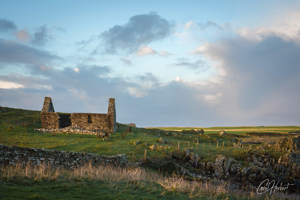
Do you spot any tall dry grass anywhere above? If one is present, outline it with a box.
[0,163,299,199]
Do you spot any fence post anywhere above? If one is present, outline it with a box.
[132,152,134,162]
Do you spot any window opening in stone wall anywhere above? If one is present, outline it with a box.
[88,115,92,123]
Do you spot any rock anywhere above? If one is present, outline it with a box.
[172,133,178,137]
[0,106,6,112]
[214,155,227,178]
[158,138,165,144]
[219,130,226,136]
[0,144,128,168]
[274,136,300,151]
[149,144,157,150]
[198,129,204,135]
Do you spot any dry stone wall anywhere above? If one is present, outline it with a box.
[70,113,113,132]
[41,112,59,129]
[0,144,128,168]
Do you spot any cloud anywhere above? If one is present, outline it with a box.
[184,21,193,30]
[0,19,17,32]
[14,29,31,42]
[120,57,133,66]
[31,25,52,46]
[0,39,61,65]
[160,50,172,57]
[137,45,157,56]
[52,26,66,32]
[204,93,222,104]
[0,80,24,89]
[192,24,300,123]
[138,72,159,83]
[173,59,207,70]
[0,18,17,33]
[99,13,175,54]
[198,21,230,30]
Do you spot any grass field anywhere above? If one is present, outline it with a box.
[0,107,299,199]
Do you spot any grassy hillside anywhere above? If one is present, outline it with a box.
[0,107,299,199]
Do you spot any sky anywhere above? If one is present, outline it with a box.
[0,0,300,127]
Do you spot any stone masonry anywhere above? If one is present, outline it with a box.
[0,144,127,168]
[41,97,117,133]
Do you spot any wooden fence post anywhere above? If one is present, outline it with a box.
[132,152,134,162]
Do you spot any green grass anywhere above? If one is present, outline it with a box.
[0,178,187,200]
[1,107,299,199]
[0,107,297,162]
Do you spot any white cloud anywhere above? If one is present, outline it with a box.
[137,45,157,56]
[174,76,186,83]
[0,80,24,89]
[74,68,79,72]
[126,87,148,97]
[184,21,193,30]
[204,93,222,104]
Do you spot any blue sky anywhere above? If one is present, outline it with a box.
[0,0,300,127]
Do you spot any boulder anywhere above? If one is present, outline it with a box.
[219,130,227,136]
[149,144,157,150]
[158,138,166,144]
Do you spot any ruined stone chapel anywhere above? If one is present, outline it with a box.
[41,97,117,132]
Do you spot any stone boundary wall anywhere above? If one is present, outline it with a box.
[0,144,127,168]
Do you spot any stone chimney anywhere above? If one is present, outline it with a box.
[41,97,55,113]
[108,98,116,132]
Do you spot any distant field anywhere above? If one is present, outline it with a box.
[148,126,300,133]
